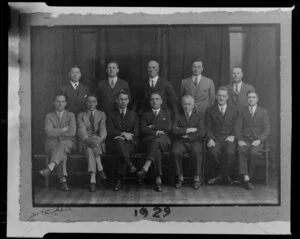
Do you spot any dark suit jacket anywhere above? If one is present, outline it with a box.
[107,108,139,147]
[226,82,255,110]
[140,109,172,144]
[235,106,270,142]
[172,110,205,142]
[205,104,239,141]
[180,75,215,115]
[93,77,130,114]
[60,82,90,115]
[134,77,179,114]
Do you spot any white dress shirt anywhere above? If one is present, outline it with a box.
[192,75,202,85]
[152,108,160,116]
[218,104,227,115]
[70,81,79,90]
[233,81,243,94]
[56,111,64,120]
[149,75,159,88]
[249,105,257,116]
[119,108,127,115]
[109,77,118,87]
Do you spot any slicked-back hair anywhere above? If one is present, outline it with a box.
[232,66,243,72]
[117,89,130,100]
[246,90,258,97]
[86,93,98,101]
[191,58,203,66]
[150,91,163,100]
[106,60,119,67]
[69,65,81,72]
[54,94,67,102]
[217,86,229,94]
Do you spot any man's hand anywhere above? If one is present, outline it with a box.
[121,132,134,141]
[182,135,189,139]
[252,140,261,146]
[156,130,165,136]
[62,126,69,132]
[186,128,198,134]
[148,124,154,128]
[207,139,216,147]
[238,140,247,147]
[225,136,235,142]
[114,136,125,140]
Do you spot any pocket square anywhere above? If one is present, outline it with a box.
[162,117,166,120]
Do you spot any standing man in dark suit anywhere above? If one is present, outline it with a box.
[134,60,179,116]
[171,95,205,190]
[107,90,139,191]
[205,87,239,185]
[226,66,255,111]
[137,92,172,192]
[60,65,90,116]
[94,61,131,115]
[235,91,270,190]
[180,58,215,117]
[77,94,107,192]
[39,94,76,191]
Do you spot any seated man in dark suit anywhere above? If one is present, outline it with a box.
[77,94,107,192]
[39,94,76,191]
[171,95,205,190]
[94,61,131,115]
[137,92,172,192]
[107,90,139,191]
[235,91,270,190]
[60,65,90,116]
[205,87,239,185]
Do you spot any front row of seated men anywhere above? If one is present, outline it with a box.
[39,87,270,193]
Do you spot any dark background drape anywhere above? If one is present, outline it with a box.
[242,25,280,161]
[31,25,279,159]
[31,25,230,153]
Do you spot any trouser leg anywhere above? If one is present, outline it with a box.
[190,141,203,177]
[222,141,236,178]
[171,141,187,176]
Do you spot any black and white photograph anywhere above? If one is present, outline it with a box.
[7,3,292,236]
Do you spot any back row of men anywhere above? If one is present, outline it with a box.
[39,59,270,193]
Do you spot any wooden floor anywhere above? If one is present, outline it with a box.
[33,181,279,206]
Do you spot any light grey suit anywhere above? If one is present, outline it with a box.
[180,75,215,116]
[45,110,76,179]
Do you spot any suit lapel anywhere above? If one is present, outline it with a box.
[67,82,78,97]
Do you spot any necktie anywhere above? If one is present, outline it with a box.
[151,80,154,88]
[90,111,95,132]
[220,107,224,115]
[110,80,115,89]
[74,83,78,90]
[185,113,190,122]
[194,77,198,87]
[154,110,158,117]
[249,107,254,117]
[234,84,239,94]
[121,109,125,118]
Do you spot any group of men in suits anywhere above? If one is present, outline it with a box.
[39,58,270,193]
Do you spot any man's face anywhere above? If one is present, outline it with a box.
[182,97,194,114]
[247,93,258,106]
[86,96,98,111]
[117,93,129,109]
[192,61,203,76]
[216,90,229,106]
[106,63,119,78]
[150,93,163,109]
[232,67,243,83]
[148,61,159,78]
[69,67,81,83]
[54,96,67,112]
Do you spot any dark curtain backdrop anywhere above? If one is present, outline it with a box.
[32,25,230,153]
[242,25,280,152]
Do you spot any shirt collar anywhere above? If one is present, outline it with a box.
[119,108,127,114]
[218,104,227,111]
[152,108,160,115]
[185,111,192,117]
[193,75,201,81]
[233,81,242,87]
[249,105,257,112]
[149,75,159,84]
[89,110,96,115]
[70,81,79,89]
[109,76,118,82]
[56,110,64,117]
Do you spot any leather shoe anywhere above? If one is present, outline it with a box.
[193,181,201,190]
[113,180,122,191]
[98,170,107,180]
[208,175,223,185]
[154,183,162,192]
[39,167,51,177]
[89,183,96,192]
[129,166,137,174]
[243,180,254,190]
[60,182,69,191]
[224,176,234,185]
[175,180,183,189]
